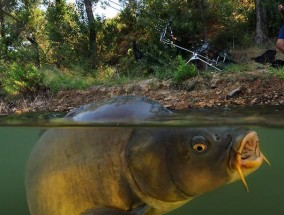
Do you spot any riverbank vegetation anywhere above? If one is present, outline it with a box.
[0,0,283,97]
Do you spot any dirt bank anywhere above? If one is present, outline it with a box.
[1,69,284,115]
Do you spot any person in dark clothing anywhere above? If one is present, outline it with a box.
[276,4,284,53]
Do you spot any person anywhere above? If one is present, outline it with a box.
[276,4,284,53]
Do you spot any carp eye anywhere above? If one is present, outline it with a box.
[191,136,208,153]
[192,143,207,153]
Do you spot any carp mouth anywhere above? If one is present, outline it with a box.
[232,131,270,191]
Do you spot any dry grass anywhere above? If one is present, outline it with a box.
[0,100,10,115]
[230,44,279,64]
[0,94,52,115]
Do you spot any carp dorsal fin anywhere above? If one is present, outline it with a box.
[82,205,149,215]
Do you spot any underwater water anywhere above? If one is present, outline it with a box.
[0,106,283,215]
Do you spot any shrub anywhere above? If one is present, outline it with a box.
[268,67,284,79]
[153,64,175,80]
[173,55,198,83]
[42,66,99,92]
[3,63,44,95]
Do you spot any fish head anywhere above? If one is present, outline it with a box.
[227,129,269,191]
[166,127,268,197]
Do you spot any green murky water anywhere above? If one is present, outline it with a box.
[0,106,283,215]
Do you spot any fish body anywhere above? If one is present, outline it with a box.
[25,96,267,215]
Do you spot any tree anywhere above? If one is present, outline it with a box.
[83,0,97,68]
[0,0,7,56]
[19,0,42,66]
[45,0,87,67]
[192,0,209,42]
[0,0,43,65]
[254,0,268,44]
[0,0,17,57]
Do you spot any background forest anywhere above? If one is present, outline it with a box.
[0,0,281,95]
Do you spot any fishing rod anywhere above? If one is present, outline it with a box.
[160,19,229,71]
[98,0,226,71]
[161,37,222,71]
[105,1,222,70]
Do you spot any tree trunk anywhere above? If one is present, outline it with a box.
[0,1,4,38]
[254,0,268,44]
[83,0,97,68]
[27,34,41,67]
[0,1,8,55]
[197,0,208,42]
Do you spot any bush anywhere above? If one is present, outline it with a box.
[268,67,284,79]
[3,63,44,95]
[173,55,197,83]
[277,71,284,79]
[42,66,98,92]
[153,64,175,80]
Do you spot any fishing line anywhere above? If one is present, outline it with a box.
[109,0,122,7]
[105,4,122,12]
[101,0,123,13]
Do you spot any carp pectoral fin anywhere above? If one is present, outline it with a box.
[81,205,149,215]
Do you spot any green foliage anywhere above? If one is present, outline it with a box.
[42,65,131,92]
[222,61,255,73]
[209,0,255,48]
[42,66,97,92]
[96,18,123,65]
[268,67,284,79]
[3,63,44,95]
[222,63,241,73]
[153,64,176,80]
[276,72,284,79]
[116,40,177,78]
[173,56,197,83]
[45,1,88,67]
[263,0,281,37]
[0,0,282,96]
[95,65,132,85]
